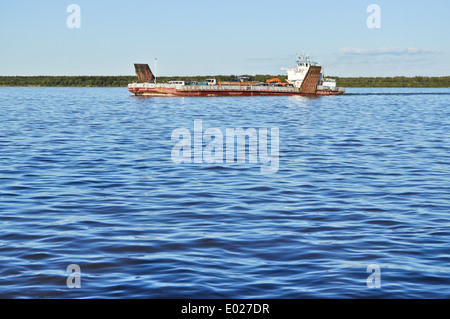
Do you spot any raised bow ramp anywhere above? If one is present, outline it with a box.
[134,64,154,83]
[299,66,322,94]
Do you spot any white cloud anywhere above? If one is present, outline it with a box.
[322,47,446,76]
[339,47,436,55]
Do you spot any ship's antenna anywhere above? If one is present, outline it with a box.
[154,58,157,84]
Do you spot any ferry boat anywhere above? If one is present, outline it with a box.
[128,54,345,97]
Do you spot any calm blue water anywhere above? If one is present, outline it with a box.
[0,87,449,298]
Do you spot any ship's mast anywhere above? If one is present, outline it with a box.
[154,58,157,84]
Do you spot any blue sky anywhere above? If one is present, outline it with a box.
[1,0,449,77]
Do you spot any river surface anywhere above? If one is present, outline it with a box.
[0,87,449,298]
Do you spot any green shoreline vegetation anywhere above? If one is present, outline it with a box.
[0,75,449,88]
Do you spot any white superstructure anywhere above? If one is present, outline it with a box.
[321,78,337,89]
[282,52,338,90]
[282,53,318,88]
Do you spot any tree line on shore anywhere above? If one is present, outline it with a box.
[0,75,448,87]
[333,76,449,88]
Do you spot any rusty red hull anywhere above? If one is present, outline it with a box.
[315,90,346,96]
[128,87,344,97]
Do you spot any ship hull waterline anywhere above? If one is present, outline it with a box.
[128,87,344,97]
